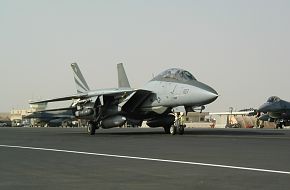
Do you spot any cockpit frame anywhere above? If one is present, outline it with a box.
[154,68,197,83]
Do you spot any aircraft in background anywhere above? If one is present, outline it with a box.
[25,108,75,127]
[31,63,218,135]
[258,96,290,129]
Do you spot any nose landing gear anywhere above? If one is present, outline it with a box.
[169,120,185,135]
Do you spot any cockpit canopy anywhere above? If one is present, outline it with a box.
[156,68,197,82]
[267,96,281,103]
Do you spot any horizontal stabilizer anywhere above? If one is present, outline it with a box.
[33,107,75,113]
[30,88,136,104]
[30,93,87,104]
[25,108,74,119]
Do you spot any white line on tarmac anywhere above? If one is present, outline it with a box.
[0,144,289,175]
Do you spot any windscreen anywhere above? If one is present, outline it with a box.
[157,68,197,82]
[267,96,280,103]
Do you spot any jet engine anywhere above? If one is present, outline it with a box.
[101,115,127,129]
[146,115,175,128]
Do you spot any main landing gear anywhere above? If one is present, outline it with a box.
[87,122,99,135]
[276,123,283,129]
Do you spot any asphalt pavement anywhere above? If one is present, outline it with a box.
[0,127,289,190]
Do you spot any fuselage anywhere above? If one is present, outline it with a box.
[142,80,218,108]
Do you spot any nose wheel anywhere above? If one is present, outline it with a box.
[169,123,185,135]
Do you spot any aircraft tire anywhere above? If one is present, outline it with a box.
[87,122,96,135]
[177,125,184,135]
[170,125,177,135]
[163,126,170,134]
[276,123,283,129]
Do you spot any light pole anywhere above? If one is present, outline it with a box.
[227,107,233,127]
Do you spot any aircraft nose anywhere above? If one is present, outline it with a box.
[258,102,279,113]
[195,81,218,105]
[203,85,218,104]
[258,103,269,113]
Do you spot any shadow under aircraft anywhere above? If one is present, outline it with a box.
[31,63,218,135]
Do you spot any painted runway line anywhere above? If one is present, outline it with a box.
[0,144,289,175]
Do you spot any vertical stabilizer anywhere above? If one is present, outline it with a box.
[71,63,90,93]
[117,63,131,88]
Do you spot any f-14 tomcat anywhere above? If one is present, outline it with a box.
[31,63,218,135]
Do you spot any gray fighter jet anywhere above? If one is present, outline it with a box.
[25,108,74,127]
[31,63,218,135]
[258,96,290,128]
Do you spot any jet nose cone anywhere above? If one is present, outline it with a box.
[196,81,218,105]
[208,86,219,98]
[204,87,219,104]
[258,102,280,113]
[258,103,269,113]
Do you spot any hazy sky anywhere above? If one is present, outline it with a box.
[1,0,289,112]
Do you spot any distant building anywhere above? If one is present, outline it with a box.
[10,103,47,127]
[184,112,209,123]
[0,112,11,121]
[209,111,266,128]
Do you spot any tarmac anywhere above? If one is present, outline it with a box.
[0,127,289,190]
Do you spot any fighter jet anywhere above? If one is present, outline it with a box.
[25,108,75,127]
[31,63,218,135]
[258,96,290,128]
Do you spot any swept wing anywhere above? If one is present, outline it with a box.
[30,88,137,104]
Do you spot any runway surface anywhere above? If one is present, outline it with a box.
[0,127,289,190]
